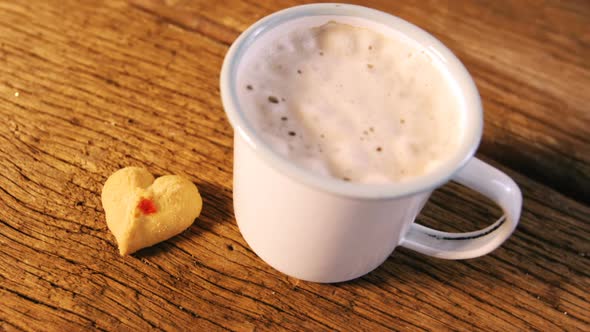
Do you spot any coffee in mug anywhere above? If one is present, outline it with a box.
[237,19,463,183]
[221,4,522,283]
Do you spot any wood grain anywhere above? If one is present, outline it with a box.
[1,0,589,331]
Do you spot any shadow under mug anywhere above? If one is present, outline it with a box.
[220,3,522,283]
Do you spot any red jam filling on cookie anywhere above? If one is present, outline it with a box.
[138,198,157,215]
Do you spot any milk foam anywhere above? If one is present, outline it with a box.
[237,18,463,183]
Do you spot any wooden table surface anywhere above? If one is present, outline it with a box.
[1,0,588,331]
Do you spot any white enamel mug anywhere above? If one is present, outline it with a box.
[220,3,522,283]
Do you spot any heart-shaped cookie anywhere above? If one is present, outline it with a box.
[101,167,202,255]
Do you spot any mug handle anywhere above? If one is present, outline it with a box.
[399,158,522,259]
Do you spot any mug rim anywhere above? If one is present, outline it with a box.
[220,3,483,199]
